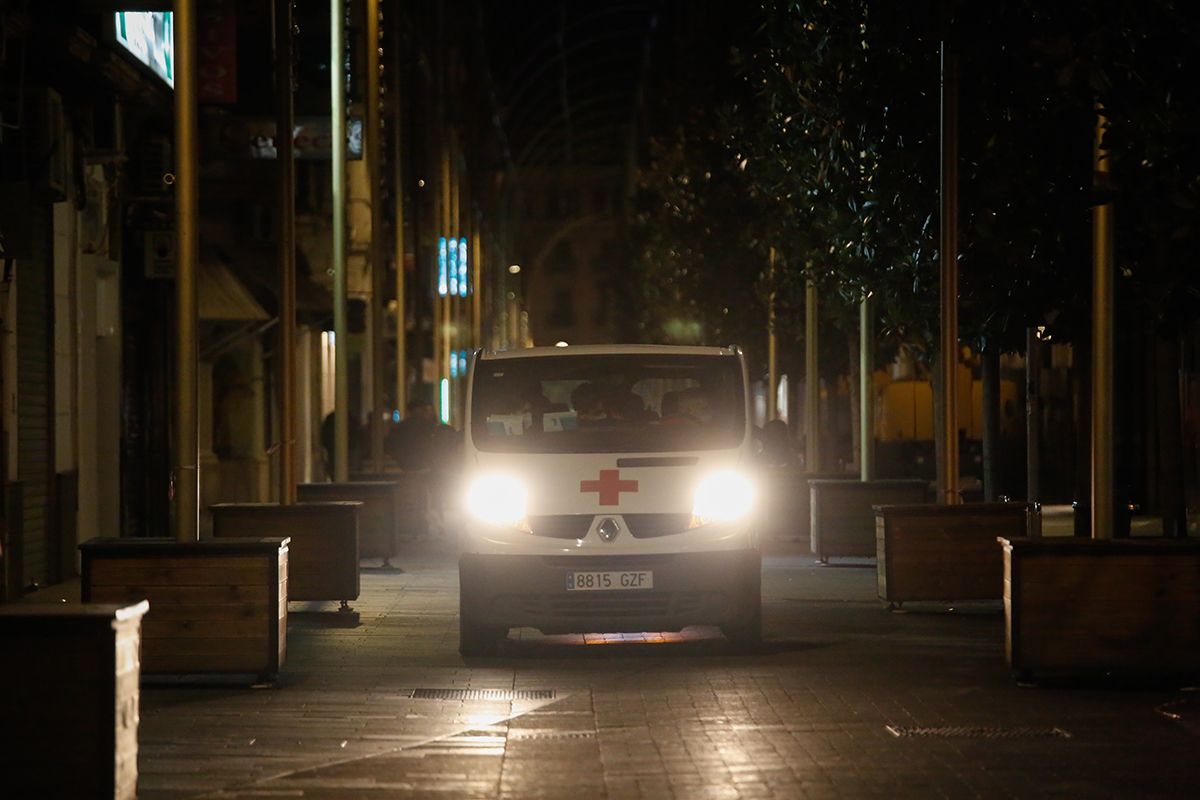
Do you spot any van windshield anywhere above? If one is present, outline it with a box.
[470,354,746,454]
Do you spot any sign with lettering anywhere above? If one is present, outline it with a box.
[114,12,174,88]
[207,117,363,160]
[198,0,236,104]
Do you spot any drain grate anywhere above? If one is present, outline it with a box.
[886,725,1071,739]
[409,688,556,701]
[509,730,596,741]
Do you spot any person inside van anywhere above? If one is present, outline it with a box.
[606,387,648,424]
[659,389,683,423]
[661,387,712,426]
[679,388,714,424]
[570,381,610,425]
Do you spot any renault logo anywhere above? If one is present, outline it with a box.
[596,517,621,542]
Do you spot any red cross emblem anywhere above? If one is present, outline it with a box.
[580,469,639,506]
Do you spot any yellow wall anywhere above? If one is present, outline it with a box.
[876,374,1019,442]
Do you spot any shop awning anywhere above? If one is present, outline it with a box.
[200,258,269,321]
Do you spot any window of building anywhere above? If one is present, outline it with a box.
[549,287,575,328]
[545,239,576,276]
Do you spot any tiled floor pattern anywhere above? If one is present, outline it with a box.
[126,544,1199,799]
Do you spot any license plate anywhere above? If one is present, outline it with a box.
[565,571,654,591]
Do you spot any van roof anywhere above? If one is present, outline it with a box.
[478,344,741,361]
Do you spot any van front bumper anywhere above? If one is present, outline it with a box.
[459,549,760,635]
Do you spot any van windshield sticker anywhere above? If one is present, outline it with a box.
[486,413,530,435]
[542,411,579,432]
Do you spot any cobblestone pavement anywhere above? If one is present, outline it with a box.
[124,539,1198,800]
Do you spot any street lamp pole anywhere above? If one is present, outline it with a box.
[860,293,874,482]
[366,0,386,471]
[391,9,407,418]
[938,41,961,505]
[173,0,200,541]
[1091,106,1115,539]
[472,220,482,348]
[275,0,297,504]
[331,0,349,481]
[767,247,778,421]
[805,279,819,470]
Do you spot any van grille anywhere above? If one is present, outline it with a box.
[529,515,592,539]
[624,513,692,538]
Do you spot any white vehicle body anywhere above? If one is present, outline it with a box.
[458,344,762,655]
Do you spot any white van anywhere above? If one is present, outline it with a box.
[458,344,761,656]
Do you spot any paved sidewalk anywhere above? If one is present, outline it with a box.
[22,538,1200,798]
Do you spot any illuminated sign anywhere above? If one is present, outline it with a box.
[458,238,468,297]
[208,117,364,160]
[198,0,237,104]
[448,236,459,296]
[437,237,448,296]
[114,12,174,88]
[449,350,468,378]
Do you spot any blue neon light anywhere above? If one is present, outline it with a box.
[447,236,459,297]
[437,237,448,296]
[458,238,468,297]
[440,379,450,423]
[458,350,468,376]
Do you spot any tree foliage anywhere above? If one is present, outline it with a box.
[633,0,1200,365]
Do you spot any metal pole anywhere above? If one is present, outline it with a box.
[449,142,461,420]
[767,247,778,421]
[173,0,199,541]
[1025,327,1040,503]
[331,0,349,482]
[1091,106,1114,539]
[439,144,451,421]
[860,293,874,482]
[472,222,482,347]
[275,0,297,504]
[805,279,819,471]
[391,8,407,418]
[939,42,960,505]
[366,0,385,472]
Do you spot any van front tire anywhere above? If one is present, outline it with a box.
[459,576,504,657]
[459,611,504,658]
[721,562,762,652]
[721,601,762,652]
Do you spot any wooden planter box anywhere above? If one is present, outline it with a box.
[0,601,147,799]
[298,482,400,564]
[810,479,929,561]
[875,502,1035,606]
[210,502,360,604]
[351,470,430,540]
[1000,537,1200,680]
[80,538,288,679]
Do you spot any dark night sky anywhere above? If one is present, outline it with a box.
[476,1,752,169]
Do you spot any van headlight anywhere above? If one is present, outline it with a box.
[465,474,531,532]
[690,470,756,528]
